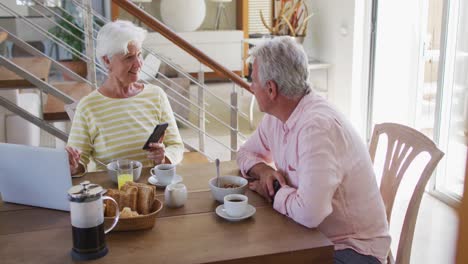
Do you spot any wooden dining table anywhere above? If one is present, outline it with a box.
[0,160,334,264]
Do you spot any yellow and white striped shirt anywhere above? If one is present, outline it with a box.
[67,84,184,170]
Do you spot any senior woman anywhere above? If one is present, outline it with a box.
[66,20,184,176]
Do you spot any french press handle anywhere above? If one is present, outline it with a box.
[102,196,119,234]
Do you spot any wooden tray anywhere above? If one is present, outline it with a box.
[104,198,163,232]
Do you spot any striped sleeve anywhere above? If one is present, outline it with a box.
[67,102,92,166]
[157,87,184,164]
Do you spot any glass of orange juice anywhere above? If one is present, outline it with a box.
[116,160,134,189]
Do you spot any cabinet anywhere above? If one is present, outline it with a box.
[143,30,244,74]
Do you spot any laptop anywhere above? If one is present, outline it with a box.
[0,143,72,211]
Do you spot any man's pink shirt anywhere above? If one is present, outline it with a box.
[237,93,390,263]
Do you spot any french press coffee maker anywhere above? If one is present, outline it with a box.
[67,181,119,261]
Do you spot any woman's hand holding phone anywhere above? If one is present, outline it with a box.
[143,122,169,164]
[146,134,167,165]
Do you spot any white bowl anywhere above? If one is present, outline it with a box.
[208,175,248,203]
[106,160,143,183]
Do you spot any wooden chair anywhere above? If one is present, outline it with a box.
[369,123,444,264]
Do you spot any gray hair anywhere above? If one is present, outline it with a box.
[251,36,310,98]
[96,20,147,65]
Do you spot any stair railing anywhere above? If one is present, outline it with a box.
[0,55,73,141]
[1,0,254,161]
[111,0,253,160]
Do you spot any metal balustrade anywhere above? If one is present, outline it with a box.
[0,0,254,161]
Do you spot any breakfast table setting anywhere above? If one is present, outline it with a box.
[0,160,334,263]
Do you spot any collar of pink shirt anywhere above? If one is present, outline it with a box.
[283,92,315,132]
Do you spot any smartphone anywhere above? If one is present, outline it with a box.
[142,122,168,150]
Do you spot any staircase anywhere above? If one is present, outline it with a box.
[0,0,255,162]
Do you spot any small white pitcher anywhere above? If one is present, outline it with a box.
[164,183,187,208]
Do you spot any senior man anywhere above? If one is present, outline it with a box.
[237,36,390,264]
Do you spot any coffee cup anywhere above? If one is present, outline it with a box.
[223,194,248,217]
[150,164,175,186]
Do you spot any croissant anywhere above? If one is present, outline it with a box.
[120,207,140,218]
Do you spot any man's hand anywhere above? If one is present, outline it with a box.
[247,163,287,202]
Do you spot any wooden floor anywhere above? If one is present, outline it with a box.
[399,193,458,263]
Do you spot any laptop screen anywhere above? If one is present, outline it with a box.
[0,143,72,211]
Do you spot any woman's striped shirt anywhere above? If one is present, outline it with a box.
[67,84,184,170]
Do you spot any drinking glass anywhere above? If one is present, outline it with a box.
[116,160,134,189]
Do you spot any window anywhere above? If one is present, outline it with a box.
[369,0,467,204]
[433,0,468,200]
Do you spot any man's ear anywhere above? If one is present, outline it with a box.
[267,80,278,100]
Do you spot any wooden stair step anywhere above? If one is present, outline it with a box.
[43,81,93,121]
[0,32,7,44]
[0,57,51,88]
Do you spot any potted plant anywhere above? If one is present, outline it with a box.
[260,0,313,43]
[49,11,87,79]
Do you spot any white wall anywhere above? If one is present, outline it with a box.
[304,1,355,118]
[304,0,371,138]
[119,1,237,31]
[0,0,29,17]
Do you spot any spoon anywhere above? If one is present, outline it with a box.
[94,158,108,168]
[80,152,107,168]
[215,158,220,187]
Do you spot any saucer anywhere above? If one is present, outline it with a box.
[147,174,182,188]
[215,204,256,222]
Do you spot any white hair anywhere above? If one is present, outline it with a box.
[251,36,310,98]
[96,20,147,65]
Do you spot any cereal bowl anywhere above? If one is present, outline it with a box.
[106,160,142,183]
[208,175,248,203]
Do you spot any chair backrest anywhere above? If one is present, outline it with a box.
[369,123,444,264]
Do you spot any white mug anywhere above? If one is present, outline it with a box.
[223,194,248,217]
[164,183,187,208]
[150,164,175,186]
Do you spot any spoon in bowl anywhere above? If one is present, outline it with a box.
[215,158,220,187]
